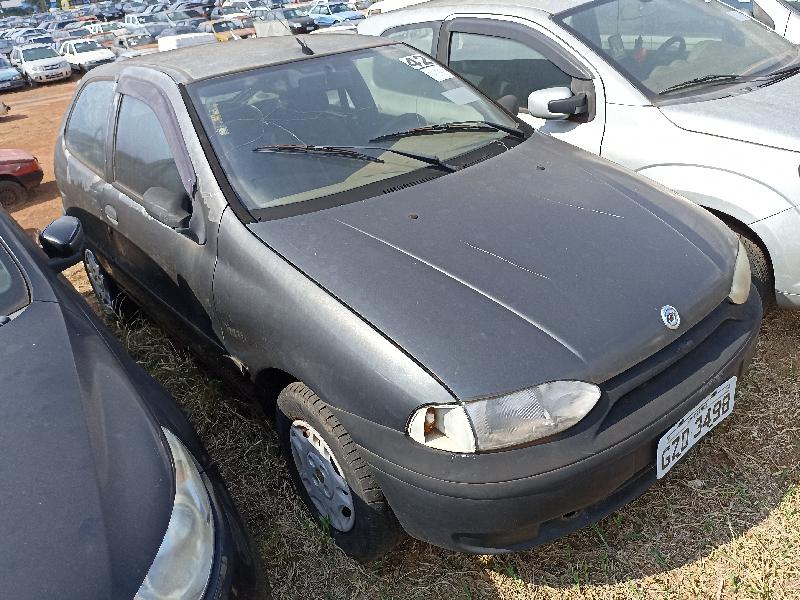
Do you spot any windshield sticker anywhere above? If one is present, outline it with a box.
[399,53,454,82]
[441,86,480,105]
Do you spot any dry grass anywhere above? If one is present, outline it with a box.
[65,265,800,600]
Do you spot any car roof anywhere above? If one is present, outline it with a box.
[389,0,587,15]
[17,43,54,49]
[100,33,396,82]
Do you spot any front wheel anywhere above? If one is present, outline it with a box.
[733,229,773,314]
[276,382,402,562]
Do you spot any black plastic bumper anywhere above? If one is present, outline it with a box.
[18,169,43,190]
[340,292,761,553]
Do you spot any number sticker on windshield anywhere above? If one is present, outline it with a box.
[399,54,454,82]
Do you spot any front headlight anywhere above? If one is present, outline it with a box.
[135,429,215,600]
[408,381,601,453]
[728,240,751,305]
[29,65,43,73]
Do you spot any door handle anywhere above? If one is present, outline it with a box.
[104,204,118,225]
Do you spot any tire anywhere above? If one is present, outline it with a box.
[83,248,136,319]
[276,382,403,562]
[733,229,773,314]
[0,180,26,206]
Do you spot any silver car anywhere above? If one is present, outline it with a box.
[750,0,800,42]
[360,0,800,310]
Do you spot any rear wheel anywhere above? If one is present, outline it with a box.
[83,248,135,318]
[0,180,26,206]
[276,382,402,562]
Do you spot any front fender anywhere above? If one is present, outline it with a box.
[636,164,793,226]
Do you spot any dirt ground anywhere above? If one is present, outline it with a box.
[1,81,798,600]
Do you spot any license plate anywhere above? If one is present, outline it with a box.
[656,377,736,479]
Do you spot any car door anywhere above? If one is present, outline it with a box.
[60,41,73,65]
[433,17,607,155]
[101,77,222,353]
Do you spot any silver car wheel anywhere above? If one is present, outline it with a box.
[289,419,355,533]
[84,249,114,313]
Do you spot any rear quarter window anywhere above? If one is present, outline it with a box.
[65,80,115,174]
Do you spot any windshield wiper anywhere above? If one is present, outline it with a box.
[370,120,524,143]
[252,143,460,172]
[659,74,750,95]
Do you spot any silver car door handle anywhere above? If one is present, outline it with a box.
[104,204,118,225]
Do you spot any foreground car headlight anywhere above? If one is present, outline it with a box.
[135,429,215,600]
[408,381,601,452]
[728,240,751,305]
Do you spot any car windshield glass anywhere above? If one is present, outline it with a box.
[128,35,152,46]
[213,21,236,31]
[329,3,349,13]
[22,46,58,60]
[30,36,54,44]
[221,7,239,13]
[69,28,91,37]
[557,0,799,97]
[281,8,307,17]
[0,244,29,316]
[74,40,102,52]
[139,14,164,22]
[0,57,10,67]
[188,45,520,212]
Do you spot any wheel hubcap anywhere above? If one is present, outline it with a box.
[289,420,355,533]
[84,249,113,311]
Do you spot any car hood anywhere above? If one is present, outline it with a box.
[24,56,66,68]
[0,66,20,80]
[0,300,172,599]
[289,15,315,25]
[248,135,736,400]
[75,48,115,61]
[659,74,800,153]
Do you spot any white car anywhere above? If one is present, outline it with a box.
[365,0,429,16]
[59,39,116,73]
[85,22,128,36]
[9,43,72,84]
[222,0,267,13]
[360,0,800,310]
[750,0,800,42]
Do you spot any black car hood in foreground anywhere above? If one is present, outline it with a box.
[250,135,736,401]
[0,237,171,598]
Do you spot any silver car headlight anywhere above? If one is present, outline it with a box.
[408,381,601,453]
[135,429,215,600]
[29,65,44,73]
[728,240,751,305]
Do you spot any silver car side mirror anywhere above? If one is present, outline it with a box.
[527,87,587,120]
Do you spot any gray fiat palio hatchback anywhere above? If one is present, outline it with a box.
[54,34,761,560]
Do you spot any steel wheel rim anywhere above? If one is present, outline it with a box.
[289,419,355,533]
[84,249,113,312]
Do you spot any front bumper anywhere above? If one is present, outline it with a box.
[338,291,761,553]
[0,78,26,92]
[29,69,71,83]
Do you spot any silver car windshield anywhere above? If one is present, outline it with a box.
[74,41,102,52]
[557,0,799,96]
[188,45,519,211]
[22,47,58,60]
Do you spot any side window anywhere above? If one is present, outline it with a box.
[448,32,572,109]
[65,80,115,173]
[113,95,184,199]
[383,24,436,55]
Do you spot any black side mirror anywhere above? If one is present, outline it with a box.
[496,94,519,116]
[39,216,84,272]
[141,186,191,229]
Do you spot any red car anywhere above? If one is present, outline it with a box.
[0,149,43,206]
